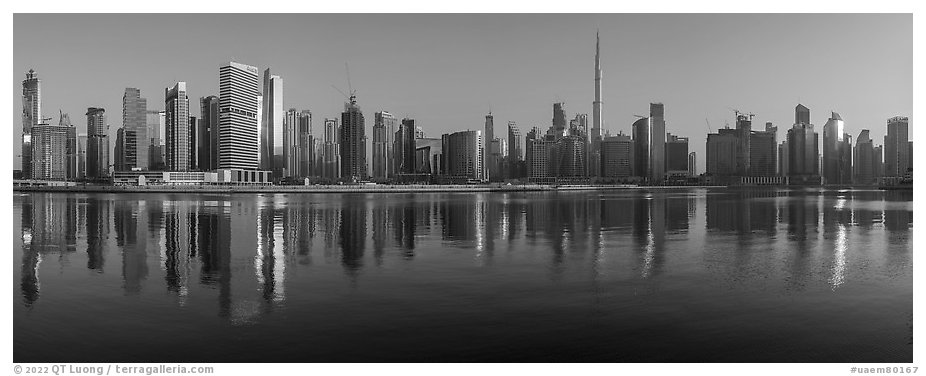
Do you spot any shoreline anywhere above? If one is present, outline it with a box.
[11,184,731,194]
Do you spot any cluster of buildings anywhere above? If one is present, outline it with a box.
[17,33,912,187]
[704,105,912,186]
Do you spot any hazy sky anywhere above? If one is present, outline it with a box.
[12,13,912,172]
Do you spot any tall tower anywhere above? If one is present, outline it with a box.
[340,94,366,181]
[485,112,495,180]
[85,107,109,179]
[590,31,603,177]
[649,103,666,183]
[261,68,283,177]
[122,88,148,170]
[22,69,41,178]
[218,61,260,170]
[165,82,190,171]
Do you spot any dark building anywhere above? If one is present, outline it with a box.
[339,95,366,181]
[665,133,688,178]
[735,113,752,175]
[395,118,417,175]
[749,123,777,177]
[199,96,219,171]
[706,128,738,176]
[86,107,109,179]
[854,129,876,185]
[600,133,633,178]
[632,117,649,179]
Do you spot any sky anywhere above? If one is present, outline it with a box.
[12,13,912,173]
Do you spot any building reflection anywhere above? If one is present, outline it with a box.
[339,198,367,276]
[114,199,149,295]
[19,194,80,307]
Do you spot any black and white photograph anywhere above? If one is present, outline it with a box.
[8,4,920,374]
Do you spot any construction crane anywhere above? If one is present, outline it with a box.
[705,118,712,133]
[727,106,757,121]
[331,62,357,104]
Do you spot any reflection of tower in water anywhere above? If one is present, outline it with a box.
[19,194,80,307]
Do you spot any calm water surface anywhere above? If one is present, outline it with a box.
[13,189,913,362]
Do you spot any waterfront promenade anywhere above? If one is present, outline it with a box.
[11,183,730,194]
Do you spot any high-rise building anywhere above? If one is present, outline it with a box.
[114,128,126,172]
[507,121,523,179]
[340,95,366,181]
[322,118,340,180]
[632,117,649,179]
[31,121,71,180]
[854,129,876,185]
[395,118,417,175]
[165,82,190,171]
[442,130,484,180]
[86,107,109,179]
[485,112,496,180]
[218,61,260,170]
[21,69,41,179]
[884,116,910,177]
[146,110,166,170]
[734,113,752,175]
[64,114,77,180]
[261,69,284,177]
[749,123,778,177]
[600,133,633,178]
[552,135,587,178]
[189,116,198,170]
[372,111,394,180]
[706,128,738,176]
[648,103,666,183]
[525,128,554,182]
[77,133,87,179]
[795,104,810,125]
[297,110,313,179]
[415,138,443,175]
[688,152,697,177]
[122,88,148,170]
[591,31,603,178]
[822,112,852,184]
[665,133,689,178]
[199,96,219,171]
[552,103,566,138]
[786,119,819,182]
[873,144,884,180]
[778,140,790,177]
[283,108,311,180]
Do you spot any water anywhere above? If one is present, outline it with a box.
[12,188,913,362]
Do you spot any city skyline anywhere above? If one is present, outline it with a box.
[12,14,912,174]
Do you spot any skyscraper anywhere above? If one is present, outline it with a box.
[199,96,219,171]
[283,108,309,180]
[261,69,284,177]
[297,110,313,179]
[21,69,41,179]
[854,129,876,185]
[749,122,778,177]
[485,112,496,180]
[884,116,910,177]
[648,103,666,183]
[372,111,392,180]
[165,82,190,171]
[218,61,260,170]
[507,121,523,179]
[688,152,697,177]
[552,103,566,138]
[189,116,198,170]
[591,31,603,178]
[322,118,340,180]
[442,130,484,181]
[632,117,649,179]
[600,133,633,178]
[340,95,366,181]
[706,128,738,176]
[665,133,689,178]
[146,110,166,170]
[122,88,148,170]
[86,107,109,179]
[786,104,819,183]
[822,112,852,184]
[31,120,70,180]
[396,118,417,175]
[734,113,752,175]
